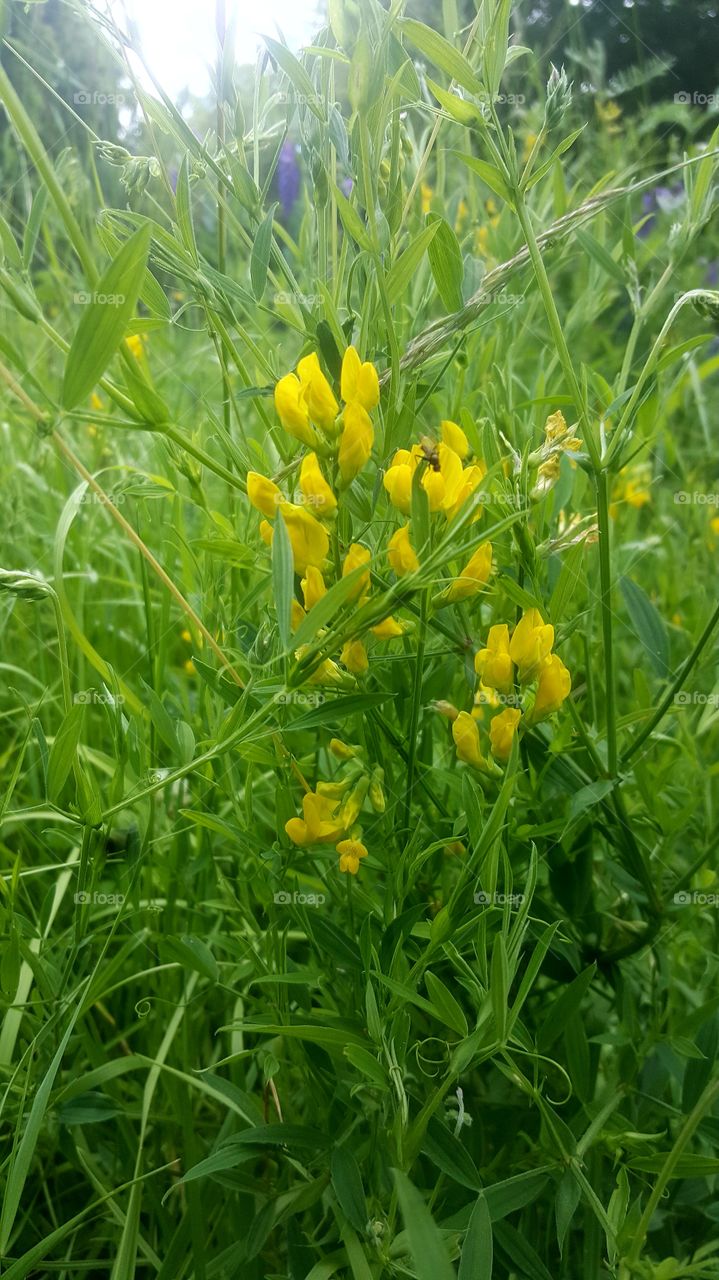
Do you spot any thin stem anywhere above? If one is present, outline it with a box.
[596,469,617,775]
[402,587,429,836]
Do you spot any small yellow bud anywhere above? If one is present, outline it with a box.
[387,524,419,576]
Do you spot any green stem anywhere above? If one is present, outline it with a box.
[402,587,429,836]
[596,469,617,775]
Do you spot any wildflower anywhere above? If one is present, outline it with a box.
[339,776,369,829]
[342,543,371,600]
[475,624,514,694]
[440,419,470,459]
[371,615,405,639]
[388,525,419,576]
[299,452,337,516]
[286,790,347,845]
[383,450,414,514]
[184,659,196,676]
[531,455,561,501]
[247,471,282,518]
[610,464,652,517]
[125,333,146,359]
[341,638,368,675]
[259,519,273,547]
[422,442,464,512]
[301,565,327,610]
[711,516,719,537]
[291,599,305,630]
[181,629,192,644]
[338,401,374,484]
[296,353,339,430]
[527,654,571,722]
[90,392,104,412]
[277,503,329,574]
[274,373,319,447]
[295,648,344,686]
[473,683,501,720]
[441,542,492,603]
[368,768,385,812]
[489,708,521,760]
[421,182,433,214]
[509,608,554,682]
[330,738,360,760]
[337,838,368,874]
[596,98,622,135]
[341,346,380,411]
[452,711,487,771]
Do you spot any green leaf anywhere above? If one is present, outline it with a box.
[175,155,198,260]
[343,1045,389,1089]
[620,576,670,679]
[334,185,373,251]
[425,971,469,1038]
[272,509,294,651]
[555,1168,582,1255]
[250,202,277,301]
[538,964,596,1053]
[460,1194,493,1280]
[331,1146,368,1232]
[385,222,440,304]
[62,224,152,409]
[159,935,218,983]
[423,1118,481,1192]
[455,153,514,206]
[392,1169,456,1280]
[398,19,482,94]
[426,77,482,125]
[47,702,84,801]
[490,934,508,1043]
[263,36,325,120]
[427,214,465,312]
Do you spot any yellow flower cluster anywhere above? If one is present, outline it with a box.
[451,608,571,772]
[383,421,492,603]
[609,463,652,519]
[284,740,385,874]
[529,410,582,500]
[274,346,379,484]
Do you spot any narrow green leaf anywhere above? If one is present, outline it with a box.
[427,214,465,312]
[47,703,84,801]
[392,1169,456,1280]
[459,1194,493,1280]
[272,509,294,651]
[251,202,278,301]
[385,222,440,304]
[331,1146,368,1233]
[620,576,670,678]
[398,19,482,94]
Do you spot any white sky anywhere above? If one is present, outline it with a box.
[110,0,323,98]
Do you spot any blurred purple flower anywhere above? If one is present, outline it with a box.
[278,141,301,216]
[637,183,684,239]
[341,177,353,197]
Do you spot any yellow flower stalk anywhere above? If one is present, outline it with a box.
[527,654,571,722]
[509,608,555,683]
[247,470,281,518]
[340,346,380,411]
[285,790,346,845]
[277,502,329,574]
[337,838,368,875]
[451,711,487,771]
[441,542,492,603]
[297,352,339,430]
[341,638,369,675]
[299,452,337,517]
[388,525,419,576]
[342,543,371,600]
[489,708,521,760]
[475,624,514,693]
[301,565,327,611]
[338,401,374,484]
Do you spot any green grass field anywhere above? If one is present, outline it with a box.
[1,1,719,1276]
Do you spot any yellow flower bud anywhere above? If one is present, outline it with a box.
[342,543,371,600]
[475,624,514,694]
[247,470,281,518]
[442,542,492,603]
[368,767,385,813]
[341,637,369,675]
[337,838,369,875]
[301,564,327,611]
[451,711,487,771]
[329,737,361,760]
[371,615,405,639]
[274,373,318,447]
[278,502,330,574]
[440,419,470,459]
[527,654,571,722]
[387,524,419,576]
[383,458,414,514]
[340,346,380,411]
[338,401,374,484]
[297,352,339,430]
[509,608,554,682]
[340,776,369,828]
[489,707,522,760]
[299,452,337,517]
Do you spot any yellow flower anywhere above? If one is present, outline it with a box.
[452,711,486,771]
[711,516,719,537]
[475,624,514,693]
[509,608,554,683]
[285,790,347,845]
[125,333,146,359]
[489,707,521,760]
[422,442,464,513]
[522,130,538,162]
[342,543,371,600]
[277,502,329,573]
[372,615,405,639]
[440,419,470,459]
[181,629,192,644]
[337,838,368,875]
[528,654,571,721]
[341,638,368,675]
[299,452,336,517]
[297,352,339,430]
[184,659,196,676]
[421,182,434,214]
[383,450,414,514]
[340,346,380,411]
[90,392,104,412]
[301,565,327,611]
[247,470,281,518]
[388,525,419,576]
[444,462,486,523]
[442,542,492,603]
[259,519,273,547]
[338,401,374,484]
[274,373,318,447]
[291,599,306,630]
